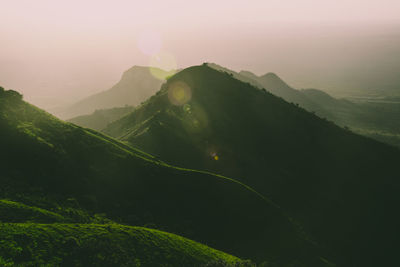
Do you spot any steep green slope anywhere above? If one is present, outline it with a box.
[57,66,174,119]
[103,64,400,267]
[0,89,327,265]
[211,64,400,148]
[0,223,245,267]
[68,106,135,131]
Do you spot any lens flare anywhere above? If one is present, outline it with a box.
[210,151,219,161]
[181,103,209,134]
[168,81,191,106]
[183,104,192,114]
[149,51,177,80]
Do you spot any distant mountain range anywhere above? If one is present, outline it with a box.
[0,87,328,266]
[102,64,400,266]
[65,63,400,147]
[56,66,174,119]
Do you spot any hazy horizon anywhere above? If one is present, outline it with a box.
[1,0,400,109]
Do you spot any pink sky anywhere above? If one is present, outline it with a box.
[0,0,400,107]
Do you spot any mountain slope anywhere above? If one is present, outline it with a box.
[210,64,400,148]
[103,64,400,267]
[209,63,330,118]
[57,66,173,119]
[0,88,327,266]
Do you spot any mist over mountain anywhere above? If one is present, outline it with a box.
[103,64,400,266]
[56,66,174,119]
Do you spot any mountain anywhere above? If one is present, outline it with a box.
[68,105,135,131]
[302,88,400,145]
[0,88,329,266]
[61,63,400,148]
[103,64,400,267]
[208,63,330,118]
[210,63,400,148]
[57,66,174,119]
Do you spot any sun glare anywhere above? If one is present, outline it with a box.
[149,52,177,80]
[168,81,191,106]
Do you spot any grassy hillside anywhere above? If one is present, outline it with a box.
[57,66,174,119]
[68,106,135,131]
[0,199,65,223]
[103,64,400,267]
[0,88,327,266]
[0,197,245,266]
[0,222,246,267]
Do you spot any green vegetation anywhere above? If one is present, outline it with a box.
[103,64,400,267]
[0,88,327,266]
[0,199,65,223]
[0,223,244,267]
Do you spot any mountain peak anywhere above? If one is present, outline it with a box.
[238,70,258,78]
[257,72,292,92]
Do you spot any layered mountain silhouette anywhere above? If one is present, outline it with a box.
[103,64,400,267]
[62,63,400,148]
[0,88,330,266]
[208,63,331,119]
[57,66,174,119]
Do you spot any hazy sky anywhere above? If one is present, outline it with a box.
[1,0,400,108]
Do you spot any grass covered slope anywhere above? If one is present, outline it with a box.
[0,198,245,266]
[0,89,327,265]
[0,200,65,223]
[103,64,400,267]
[0,223,243,267]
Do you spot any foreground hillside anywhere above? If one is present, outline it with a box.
[0,223,244,267]
[103,64,400,267]
[0,88,329,266]
[0,197,246,266]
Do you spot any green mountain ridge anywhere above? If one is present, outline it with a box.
[103,64,400,267]
[211,63,400,147]
[0,88,327,266]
